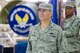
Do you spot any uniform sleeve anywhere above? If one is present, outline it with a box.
[26,41,32,53]
[26,27,32,53]
[57,28,69,53]
[63,18,80,37]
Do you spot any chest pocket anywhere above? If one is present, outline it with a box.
[30,30,38,41]
[30,35,37,41]
[47,32,57,42]
[30,34,37,47]
[45,32,57,47]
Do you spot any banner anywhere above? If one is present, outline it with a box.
[49,0,58,24]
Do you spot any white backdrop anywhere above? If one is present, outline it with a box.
[23,0,49,2]
[76,0,80,18]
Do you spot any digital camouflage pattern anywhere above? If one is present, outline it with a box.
[26,22,68,53]
[63,15,80,53]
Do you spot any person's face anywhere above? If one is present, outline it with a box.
[38,9,52,21]
[65,6,75,17]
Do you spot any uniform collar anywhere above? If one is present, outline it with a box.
[64,15,76,22]
[37,21,55,34]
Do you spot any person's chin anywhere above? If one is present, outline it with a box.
[40,19,45,21]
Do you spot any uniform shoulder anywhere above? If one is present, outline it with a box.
[29,23,40,30]
[51,23,62,31]
[51,23,63,37]
[73,16,80,24]
[74,15,80,20]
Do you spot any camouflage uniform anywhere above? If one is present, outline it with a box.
[63,15,80,53]
[26,22,68,53]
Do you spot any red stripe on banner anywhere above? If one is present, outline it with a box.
[59,0,64,29]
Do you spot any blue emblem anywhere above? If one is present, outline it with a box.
[8,5,37,36]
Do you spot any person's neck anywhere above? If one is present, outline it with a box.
[40,19,51,30]
[66,14,74,19]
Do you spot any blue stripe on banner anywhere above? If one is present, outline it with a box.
[49,0,58,24]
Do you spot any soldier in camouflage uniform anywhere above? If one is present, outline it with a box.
[63,1,80,53]
[26,3,68,53]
